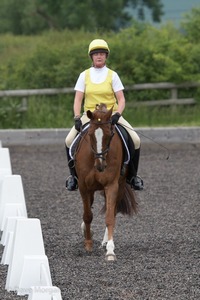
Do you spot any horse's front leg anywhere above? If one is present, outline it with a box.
[81,192,94,252]
[104,184,118,261]
[102,228,116,262]
[102,227,108,247]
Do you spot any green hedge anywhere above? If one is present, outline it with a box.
[1,24,200,90]
[1,22,200,128]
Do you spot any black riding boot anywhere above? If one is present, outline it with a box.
[65,146,78,191]
[127,148,144,190]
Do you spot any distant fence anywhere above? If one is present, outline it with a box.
[125,82,200,107]
[0,82,200,111]
[0,87,74,112]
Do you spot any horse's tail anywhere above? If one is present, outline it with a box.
[100,184,138,216]
[116,183,138,216]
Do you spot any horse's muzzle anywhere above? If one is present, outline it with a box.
[95,157,107,172]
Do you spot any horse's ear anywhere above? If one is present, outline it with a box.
[87,110,94,120]
[107,106,113,119]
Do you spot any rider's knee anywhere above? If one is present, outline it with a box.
[65,135,72,148]
[65,139,69,148]
[134,135,140,149]
[65,127,77,148]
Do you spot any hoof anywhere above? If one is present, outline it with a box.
[84,239,93,252]
[105,253,117,261]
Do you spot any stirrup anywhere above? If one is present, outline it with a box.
[130,175,144,191]
[66,175,78,191]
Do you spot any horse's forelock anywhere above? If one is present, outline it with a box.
[96,103,107,111]
[93,110,108,122]
[92,106,113,123]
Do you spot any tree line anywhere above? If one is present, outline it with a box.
[0,0,163,35]
[0,6,200,92]
[0,6,200,128]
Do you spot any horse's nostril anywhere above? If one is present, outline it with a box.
[95,161,106,172]
[97,165,103,172]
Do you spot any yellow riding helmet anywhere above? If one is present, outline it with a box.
[88,39,110,56]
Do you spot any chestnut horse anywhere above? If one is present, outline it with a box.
[74,104,137,261]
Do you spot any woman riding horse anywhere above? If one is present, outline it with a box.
[65,38,143,191]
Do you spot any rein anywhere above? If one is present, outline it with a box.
[118,123,170,160]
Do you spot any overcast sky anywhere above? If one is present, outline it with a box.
[161,0,200,25]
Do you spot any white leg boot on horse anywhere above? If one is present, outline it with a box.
[105,239,116,261]
[102,227,108,247]
[102,228,116,261]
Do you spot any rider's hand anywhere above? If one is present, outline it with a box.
[74,116,82,132]
[111,112,121,125]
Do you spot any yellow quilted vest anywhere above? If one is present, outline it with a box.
[84,68,118,112]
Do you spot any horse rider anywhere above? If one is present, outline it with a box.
[65,39,144,191]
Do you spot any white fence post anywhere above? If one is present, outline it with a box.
[5,218,46,292]
[0,145,63,300]
[0,175,27,231]
[28,286,63,300]
[0,148,12,180]
[1,216,26,265]
[17,255,52,296]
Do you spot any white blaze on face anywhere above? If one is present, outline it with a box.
[95,127,103,154]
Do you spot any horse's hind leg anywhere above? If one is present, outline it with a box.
[81,192,94,252]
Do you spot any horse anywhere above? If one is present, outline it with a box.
[74,103,137,261]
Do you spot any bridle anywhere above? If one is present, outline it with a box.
[90,119,115,162]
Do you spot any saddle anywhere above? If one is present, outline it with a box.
[69,123,90,160]
[115,124,135,165]
[69,123,134,167]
